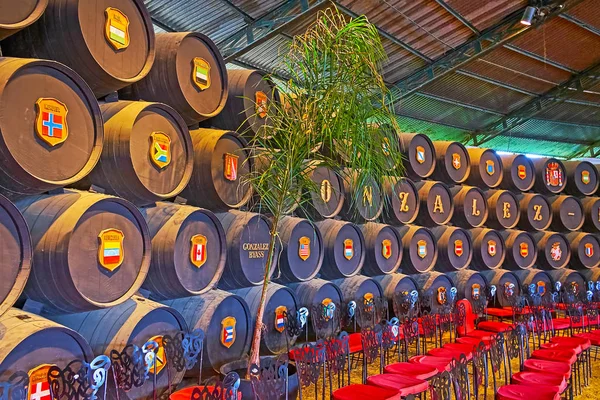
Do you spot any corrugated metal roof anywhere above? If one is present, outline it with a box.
[443,0,527,31]
[226,0,288,19]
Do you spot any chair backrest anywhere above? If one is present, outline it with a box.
[471,341,487,398]
[360,326,383,365]
[191,372,241,400]
[401,317,421,360]
[504,324,528,375]
[586,305,599,329]
[455,299,476,336]
[429,370,452,400]
[450,354,470,400]
[392,289,419,320]
[250,356,289,400]
[310,302,341,341]
[324,332,350,376]
[356,296,388,329]
[290,341,326,391]
[48,355,111,400]
[420,312,438,350]
[567,302,586,334]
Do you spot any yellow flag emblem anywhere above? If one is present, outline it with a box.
[98,228,125,272]
[105,8,130,50]
[192,57,211,91]
[190,234,207,268]
[150,132,171,169]
[35,98,69,147]
[382,239,392,259]
[221,316,236,348]
[298,236,310,261]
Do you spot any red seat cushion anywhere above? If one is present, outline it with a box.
[349,332,362,353]
[427,347,472,360]
[409,355,452,373]
[170,386,242,400]
[524,359,572,379]
[531,348,577,365]
[466,330,495,340]
[552,320,571,330]
[456,337,491,349]
[384,362,438,380]
[540,341,582,354]
[511,371,568,393]
[574,332,600,346]
[442,342,480,353]
[367,374,428,396]
[332,384,401,400]
[487,307,513,318]
[477,320,512,332]
[497,384,560,400]
[550,336,591,351]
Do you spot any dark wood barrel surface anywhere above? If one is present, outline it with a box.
[517,193,552,231]
[498,154,535,192]
[414,180,454,226]
[339,171,383,223]
[581,268,600,284]
[180,129,252,211]
[533,158,567,195]
[75,101,193,206]
[398,225,438,274]
[469,228,505,270]
[0,309,94,381]
[0,194,32,317]
[275,216,324,283]
[431,141,470,184]
[315,219,365,279]
[485,189,520,229]
[582,197,600,232]
[164,290,251,374]
[332,275,384,328]
[500,230,536,270]
[373,274,418,303]
[432,226,472,272]
[482,270,520,308]
[448,270,488,303]
[549,195,584,232]
[359,222,402,276]
[567,232,600,270]
[412,272,455,314]
[466,148,503,189]
[49,296,187,400]
[398,133,436,179]
[231,284,298,355]
[564,161,599,196]
[2,0,156,97]
[547,269,586,298]
[514,270,553,301]
[533,231,570,270]
[16,190,150,313]
[0,58,103,199]
[0,0,47,40]
[299,165,344,220]
[288,279,343,339]
[122,31,227,124]
[140,202,226,299]
[450,186,488,228]
[382,177,419,225]
[216,211,277,289]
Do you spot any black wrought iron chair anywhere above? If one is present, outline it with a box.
[310,302,342,342]
[471,341,488,399]
[487,332,506,395]
[48,355,111,400]
[392,289,419,321]
[428,370,451,400]
[449,354,470,400]
[0,371,28,400]
[173,371,240,400]
[249,355,289,400]
[323,331,351,395]
[290,341,327,400]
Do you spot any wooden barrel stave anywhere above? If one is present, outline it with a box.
[469,228,505,270]
[465,148,503,188]
[533,231,571,270]
[498,154,535,192]
[564,161,599,196]
[549,195,584,232]
[315,219,365,279]
[581,197,600,232]
[338,170,383,223]
[0,0,47,40]
[581,268,600,284]
[332,275,384,328]
[381,176,419,225]
[500,229,536,270]
[398,133,436,179]
[430,141,470,184]
[450,185,488,228]
[547,269,586,299]
[448,270,488,303]
[275,216,324,283]
[359,222,402,276]
[532,158,567,195]
[567,232,600,270]
[485,189,520,229]
[414,180,454,226]
[412,272,455,314]
[514,270,554,301]
[298,165,345,220]
[397,225,438,274]
[431,226,472,272]
[516,193,552,231]
[481,270,521,308]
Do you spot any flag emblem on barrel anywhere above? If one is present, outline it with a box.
[275,306,287,333]
[454,240,463,257]
[452,153,461,170]
[416,146,425,164]
[582,170,591,185]
[147,336,167,375]
[520,242,529,258]
[98,228,124,272]
[417,240,427,259]
[363,293,374,312]
[344,239,354,260]
[192,57,211,91]
[485,160,495,176]
[437,287,447,305]
[518,165,527,180]
[150,132,171,169]
[221,316,236,348]
[545,162,563,187]
[224,153,239,182]
[298,236,310,261]
[190,234,207,268]
[322,298,336,321]
[104,8,130,50]
[585,243,594,258]
[35,98,68,147]
[28,364,53,400]
[382,239,392,259]
[472,284,481,300]
[487,240,496,257]
[537,281,546,296]
[550,242,562,261]
[255,91,268,118]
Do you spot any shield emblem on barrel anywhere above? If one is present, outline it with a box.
[417,240,427,259]
[221,316,236,348]
[472,284,481,300]
[485,160,495,176]
[343,239,354,260]
[150,132,171,169]
[255,91,268,118]
[452,153,461,170]
[518,165,527,180]
[28,364,53,400]
[147,335,167,375]
[487,240,496,257]
[363,293,374,312]
[382,239,392,259]
[437,287,447,305]
[322,298,336,321]
[275,306,287,333]
[537,281,546,296]
[299,236,310,261]
[98,228,124,272]
[585,243,594,258]
[504,282,515,298]
[519,242,529,258]
[190,234,207,268]
[550,242,562,261]
[416,146,425,164]
[104,8,130,50]
[582,170,591,185]
[35,98,69,147]
[223,153,239,182]
[192,57,211,91]
[545,163,563,187]
[454,240,463,257]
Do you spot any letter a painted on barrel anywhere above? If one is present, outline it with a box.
[105,8,130,50]
[221,316,236,348]
[28,364,53,400]
[190,234,207,268]
[35,98,69,147]
[192,57,211,91]
[150,132,171,169]
[98,228,124,272]
[343,239,354,260]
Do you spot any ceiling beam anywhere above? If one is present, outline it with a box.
[151,16,175,32]
[566,141,600,159]
[218,0,256,22]
[560,13,600,37]
[432,0,479,35]
[387,0,584,103]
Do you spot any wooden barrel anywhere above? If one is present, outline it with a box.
[139,202,226,300]
[339,171,383,223]
[481,270,521,308]
[205,69,275,136]
[532,158,567,195]
[2,0,155,97]
[332,275,384,327]
[180,129,252,211]
[0,309,94,383]
[381,177,419,225]
[414,180,454,226]
[412,272,455,314]
[567,232,600,270]
[0,194,32,317]
[465,147,503,188]
[547,269,586,298]
[517,193,552,231]
[514,270,553,301]
[498,154,535,192]
[500,230,537,270]
[450,186,488,228]
[580,268,600,284]
[359,223,402,276]
[582,197,600,232]
[448,270,489,303]
[315,219,365,279]
[275,216,323,283]
[215,211,278,289]
[373,274,419,303]
[164,290,251,374]
[431,226,472,272]
[397,225,438,274]
[430,141,470,184]
[0,58,103,199]
[299,165,344,220]
[564,161,599,196]
[121,32,227,124]
[469,228,505,270]
[533,231,570,270]
[74,101,193,206]
[485,189,520,229]
[288,279,343,339]
[231,283,299,355]
[49,296,187,400]
[549,195,584,232]
[0,0,47,40]
[398,133,436,179]
[16,190,150,313]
